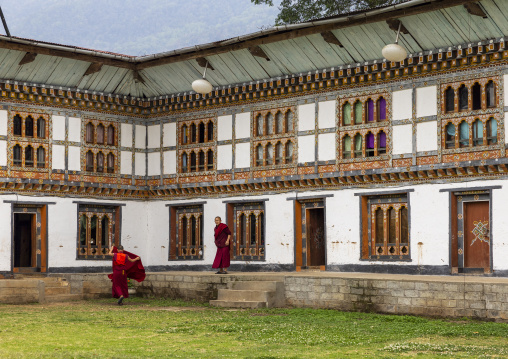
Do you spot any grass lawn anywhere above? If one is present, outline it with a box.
[0,298,507,358]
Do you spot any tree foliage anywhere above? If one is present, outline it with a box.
[252,0,405,25]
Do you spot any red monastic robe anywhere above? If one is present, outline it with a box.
[212,223,231,269]
[108,247,145,298]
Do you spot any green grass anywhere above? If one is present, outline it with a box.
[0,297,507,358]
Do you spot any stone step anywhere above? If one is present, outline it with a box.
[228,281,282,291]
[45,286,71,296]
[217,289,271,302]
[209,300,267,309]
[44,294,82,303]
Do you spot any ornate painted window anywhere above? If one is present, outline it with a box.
[77,204,120,260]
[169,204,203,260]
[82,118,118,174]
[442,115,499,151]
[178,117,215,174]
[441,77,499,114]
[9,111,50,170]
[252,106,295,169]
[228,201,265,261]
[361,193,410,261]
[338,93,389,163]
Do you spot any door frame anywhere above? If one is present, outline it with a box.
[9,201,50,274]
[449,190,493,274]
[290,195,331,271]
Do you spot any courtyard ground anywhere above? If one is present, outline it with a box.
[0,298,507,358]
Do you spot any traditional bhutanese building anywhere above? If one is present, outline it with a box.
[0,0,507,278]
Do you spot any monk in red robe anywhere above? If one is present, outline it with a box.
[212,216,231,274]
[108,245,143,305]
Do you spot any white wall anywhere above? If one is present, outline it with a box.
[147,125,160,149]
[120,151,132,175]
[416,86,437,118]
[218,115,232,141]
[298,135,315,163]
[147,152,161,176]
[0,199,11,270]
[135,152,146,176]
[298,103,315,131]
[392,124,413,154]
[318,100,336,129]
[416,121,438,152]
[68,117,81,142]
[504,74,508,105]
[52,145,65,170]
[162,123,176,147]
[52,115,66,141]
[235,142,250,168]
[0,140,6,166]
[68,146,81,171]
[121,124,133,147]
[0,110,8,135]
[217,145,232,170]
[318,133,335,161]
[135,125,146,149]
[235,112,250,139]
[2,179,508,271]
[163,150,176,174]
[392,89,412,121]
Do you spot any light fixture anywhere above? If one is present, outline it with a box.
[382,21,407,62]
[192,61,213,95]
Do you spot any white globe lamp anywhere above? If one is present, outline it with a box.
[382,21,407,63]
[192,60,213,95]
[382,43,407,62]
[192,78,213,95]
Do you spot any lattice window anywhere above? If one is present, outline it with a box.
[252,106,295,169]
[77,204,119,260]
[442,77,499,114]
[442,115,498,150]
[230,202,265,261]
[178,117,215,174]
[82,118,118,174]
[340,129,387,160]
[9,111,50,170]
[339,94,387,127]
[361,194,410,261]
[169,205,203,260]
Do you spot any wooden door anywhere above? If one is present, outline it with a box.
[463,201,490,269]
[13,213,35,269]
[306,208,325,267]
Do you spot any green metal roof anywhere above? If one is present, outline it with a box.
[0,0,505,99]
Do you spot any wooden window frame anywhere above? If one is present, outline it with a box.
[177,117,216,175]
[227,201,265,261]
[360,193,410,261]
[82,118,119,175]
[169,204,204,260]
[77,204,120,260]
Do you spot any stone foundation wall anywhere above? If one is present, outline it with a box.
[284,276,508,321]
[54,273,112,299]
[0,279,43,304]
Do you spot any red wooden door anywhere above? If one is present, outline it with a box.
[306,208,325,267]
[463,201,490,269]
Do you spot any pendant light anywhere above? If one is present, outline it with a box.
[192,61,213,95]
[382,21,407,63]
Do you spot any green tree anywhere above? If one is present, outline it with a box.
[252,0,405,25]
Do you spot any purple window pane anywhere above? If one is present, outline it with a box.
[367,100,374,122]
[366,133,375,148]
[379,98,386,120]
[379,132,386,147]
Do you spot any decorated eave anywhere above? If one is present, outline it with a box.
[0,0,503,114]
[2,157,508,200]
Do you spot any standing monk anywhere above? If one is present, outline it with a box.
[212,216,231,274]
[108,245,141,305]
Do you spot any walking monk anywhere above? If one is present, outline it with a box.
[108,245,145,305]
[212,216,231,274]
